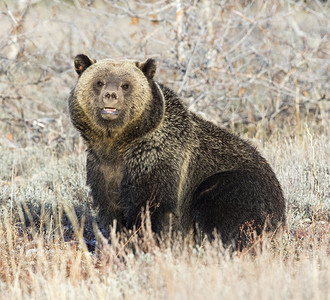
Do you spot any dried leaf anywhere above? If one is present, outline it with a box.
[151,20,160,25]
[150,15,159,25]
[176,9,183,19]
[6,132,13,142]
[303,91,309,97]
[239,87,245,97]
[130,17,140,25]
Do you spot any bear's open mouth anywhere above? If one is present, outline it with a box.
[101,107,119,115]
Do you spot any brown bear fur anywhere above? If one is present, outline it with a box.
[68,54,286,247]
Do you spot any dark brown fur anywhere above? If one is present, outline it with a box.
[68,54,285,247]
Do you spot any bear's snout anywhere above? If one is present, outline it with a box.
[104,91,118,100]
[101,89,122,108]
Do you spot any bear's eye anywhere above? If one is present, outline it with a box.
[96,81,104,87]
[121,83,129,90]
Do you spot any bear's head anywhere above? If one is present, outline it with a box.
[72,54,159,131]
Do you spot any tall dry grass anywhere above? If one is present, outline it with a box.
[0,186,328,299]
[0,0,329,299]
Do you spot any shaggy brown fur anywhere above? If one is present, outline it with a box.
[68,54,285,247]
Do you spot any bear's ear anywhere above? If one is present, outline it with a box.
[136,58,157,80]
[74,54,96,76]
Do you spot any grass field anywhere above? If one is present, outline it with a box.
[0,1,329,299]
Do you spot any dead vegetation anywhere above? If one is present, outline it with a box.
[0,0,329,299]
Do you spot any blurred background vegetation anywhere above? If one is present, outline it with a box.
[0,0,329,152]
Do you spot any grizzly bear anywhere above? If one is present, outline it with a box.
[68,54,285,247]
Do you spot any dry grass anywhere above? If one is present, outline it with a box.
[0,0,329,299]
[0,216,328,299]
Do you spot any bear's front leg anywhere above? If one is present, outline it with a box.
[119,179,176,234]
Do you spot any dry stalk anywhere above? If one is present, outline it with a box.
[294,77,300,131]
[306,125,322,211]
[175,0,185,65]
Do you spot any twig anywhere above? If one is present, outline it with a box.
[2,0,19,27]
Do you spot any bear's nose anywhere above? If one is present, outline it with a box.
[104,92,117,99]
